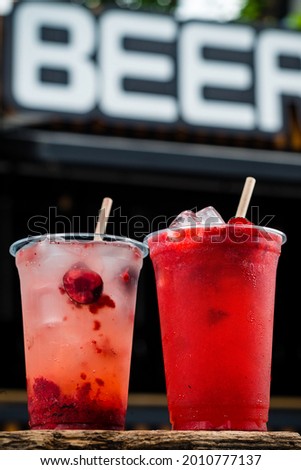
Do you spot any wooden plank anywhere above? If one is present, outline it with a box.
[0,430,301,450]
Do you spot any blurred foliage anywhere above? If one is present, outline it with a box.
[80,0,301,30]
[81,0,177,13]
[284,12,301,30]
[238,0,292,26]
[238,0,301,30]
[238,0,266,22]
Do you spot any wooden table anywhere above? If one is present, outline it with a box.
[0,430,301,450]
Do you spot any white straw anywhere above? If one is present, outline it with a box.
[94,197,113,237]
[235,177,256,218]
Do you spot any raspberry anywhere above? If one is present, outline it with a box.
[63,263,103,305]
[228,217,253,225]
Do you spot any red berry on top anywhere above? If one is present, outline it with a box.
[228,217,253,225]
[63,263,103,305]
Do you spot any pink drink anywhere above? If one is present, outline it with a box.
[10,234,148,429]
[145,221,286,431]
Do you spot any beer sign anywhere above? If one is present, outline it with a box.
[4,2,301,136]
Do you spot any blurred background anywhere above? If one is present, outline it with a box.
[1,0,301,432]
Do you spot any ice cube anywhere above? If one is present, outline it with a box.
[169,210,198,228]
[195,206,225,227]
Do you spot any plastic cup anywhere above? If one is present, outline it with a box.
[145,222,286,431]
[10,233,148,430]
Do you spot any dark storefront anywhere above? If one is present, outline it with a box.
[1,2,301,431]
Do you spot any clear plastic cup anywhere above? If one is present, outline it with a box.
[10,233,148,430]
[145,223,286,431]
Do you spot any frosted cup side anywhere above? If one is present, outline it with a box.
[144,223,286,431]
[9,233,148,430]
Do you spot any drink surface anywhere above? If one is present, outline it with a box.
[15,236,144,429]
[147,223,283,430]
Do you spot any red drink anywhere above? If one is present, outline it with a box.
[146,221,286,430]
[10,234,148,430]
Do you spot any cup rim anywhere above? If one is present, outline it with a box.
[143,223,287,246]
[9,233,149,258]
